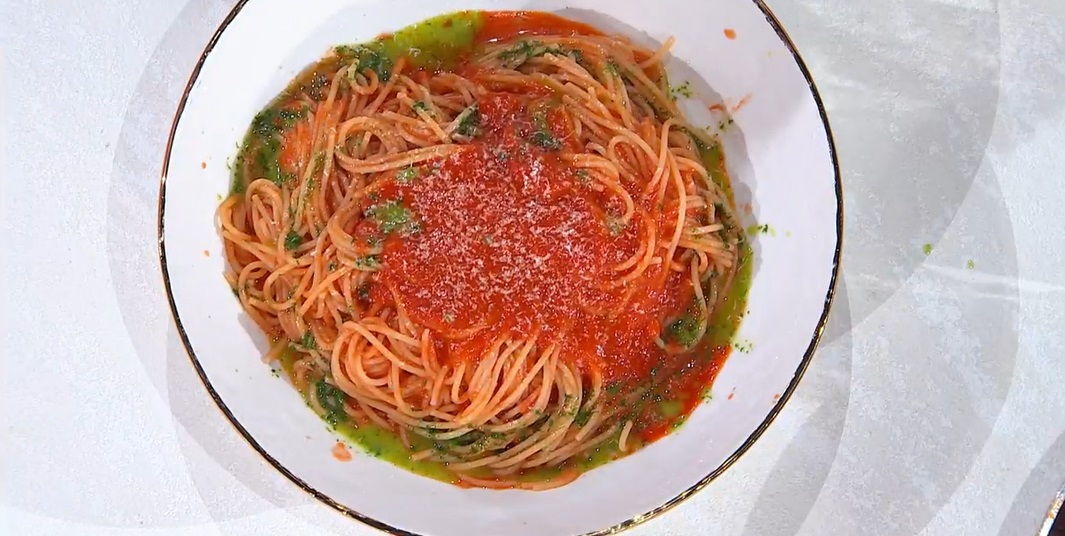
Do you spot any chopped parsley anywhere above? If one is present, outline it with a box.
[431,430,485,454]
[337,45,394,82]
[498,40,581,69]
[665,310,702,348]
[566,48,585,64]
[606,216,626,237]
[497,40,542,68]
[254,137,288,186]
[284,230,302,251]
[604,59,621,77]
[277,106,308,125]
[364,443,384,458]
[670,80,693,99]
[354,255,381,270]
[314,379,348,425]
[530,130,561,150]
[746,223,775,236]
[235,105,310,189]
[297,331,317,350]
[251,106,306,137]
[529,110,561,150]
[334,45,360,56]
[923,243,933,255]
[574,407,592,427]
[356,283,371,302]
[396,166,418,183]
[671,415,687,430]
[307,73,329,100]
[455,105,481,138]
[365,200,419,236]
[412,100,429,112]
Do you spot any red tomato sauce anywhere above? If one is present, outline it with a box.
[474,11,602,44]
[363,90,689,385]
[348,19,734,441]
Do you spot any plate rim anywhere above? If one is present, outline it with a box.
[155,1,844,534]
[1038,481,1065,536]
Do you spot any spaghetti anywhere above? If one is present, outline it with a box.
[220,10,748,490]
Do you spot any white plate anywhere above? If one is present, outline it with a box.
[159,1,841,534]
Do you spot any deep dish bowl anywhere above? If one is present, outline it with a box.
[158,0,841,534]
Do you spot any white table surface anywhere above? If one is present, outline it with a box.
[3,0,1064,534]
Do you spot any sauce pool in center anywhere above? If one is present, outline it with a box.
[365,91,691,383]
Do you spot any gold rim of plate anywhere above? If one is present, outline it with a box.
[1039,481,1065,536]
[155,2,845,534]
